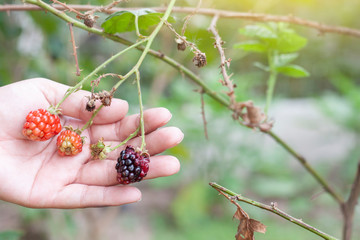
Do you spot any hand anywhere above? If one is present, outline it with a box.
[0,78,183,208]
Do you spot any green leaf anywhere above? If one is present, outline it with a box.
[273,53,299,67]
[101,9,175,34]
[276,64,310,78]
[239,24,277,39]
[239,23,307,53]
[270,31,307,53]
[233,40,267,53]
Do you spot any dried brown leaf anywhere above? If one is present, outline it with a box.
[249,219,267,234]
[233,206,266,240]
[246,105,264,125]
[233,206,249,221]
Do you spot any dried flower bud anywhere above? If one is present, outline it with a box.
[246,105,264,125]
[85,98,96,112]
[98,90,112,106]
[175,38,186,51]
[192,52,207,68]
[84,14,96,28]
[90,138,111,160]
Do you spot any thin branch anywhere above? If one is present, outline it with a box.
[208,14,236,106]
[164,20,202,54]
[209,182,339,240]
[3,4,360,38]
[345,160,360,215]
[341,160,360,240]
[85,0,124,16]
[199,89,209,140]
[268,131,344,205]
[68,23,81,76]
[181,0,202,36]
[135,69,146,151]
[50,0,85,18]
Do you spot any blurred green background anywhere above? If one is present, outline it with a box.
[1,0,360,239]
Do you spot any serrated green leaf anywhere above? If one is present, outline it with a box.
[276,64,310,78]
[273,53,299,67]
[233,40,267,52]
[239,24,277,39]
[101,9,175,34]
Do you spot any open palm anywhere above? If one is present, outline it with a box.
[0,78,183,208]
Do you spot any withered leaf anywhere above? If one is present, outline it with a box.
[249,219,267,234]
[246,105,264,125]
[233,207,267,240]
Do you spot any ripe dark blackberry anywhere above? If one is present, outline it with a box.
[115,146,150,185]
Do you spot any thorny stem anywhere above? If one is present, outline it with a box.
[50,0,84,17]
[208,14,236,106]
[209,182,339,240]
[268,131,345,204]
[8,5,360,38]
[109,127,140,152]
[164,20,202,54]
[135,70,146,151]
[341,161,360,240]
[80,105,103,133]
[84,0,123,16]
[200,89,208,139]
[181,0,202,36]
[68,23,81,76]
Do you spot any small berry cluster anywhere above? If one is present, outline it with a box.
[22,108,83,156]
[22,108,61,141]
[115,146,150,185]
[56,127,83,156]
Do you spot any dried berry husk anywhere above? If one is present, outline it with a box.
[175,38,186,51]
[98,90,112,106]
[193,52,207,67]
[84,14,96,28]
[86,98,96,112]
[177,42,186,51]
[90,138,111,160]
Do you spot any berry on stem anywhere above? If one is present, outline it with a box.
[115,145,150,185]
[90,138,112,160]
[22,108,62,141]
[56,127,83,156]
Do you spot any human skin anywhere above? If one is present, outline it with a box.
[0,78,183,208]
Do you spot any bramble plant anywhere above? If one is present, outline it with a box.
[2,0,360,240]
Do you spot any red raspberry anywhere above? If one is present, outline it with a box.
[115,146,150,184]
[22,108,62,141]
[56,129,83,156]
